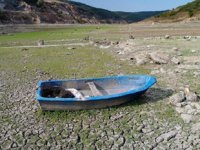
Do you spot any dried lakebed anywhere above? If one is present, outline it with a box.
[1,71,200,150]
[1,26,200,149]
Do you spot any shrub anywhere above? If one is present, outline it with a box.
[188,10,194,17]
[37,0,44,7]
[24,0,44,7]
[0,11,6,20]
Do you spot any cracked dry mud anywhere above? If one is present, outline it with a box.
[1,23,200,150]
[2,72,199,150]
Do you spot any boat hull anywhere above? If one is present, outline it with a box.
[39,91,146,111]
[36,75,156,111]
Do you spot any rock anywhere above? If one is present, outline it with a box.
[173,47,179,51]
[180,114,193,123]
[129,35,135,39]
[184,36,192,40]
[191,49,196,53]
[67,47,76,50]
[149,52,170,64]
[187,109,196,115]
[171,57,181,65]
[175,69,181,73]
[137,124,145,132]
[84,36,90,41]
[37,40,44,46]
[0,84,5,87]
[110,113,123,121]
[192,123,200,132]
[193,71,200,77]
[186,92,198,102]
[2,140,13,149]
[0,32,8,35]
[190,102,200,110]
[185,105,193,111]
[156,130,177,143]
[99,45,110,49]
[169,92,185,106]
[11,142,18,148]
[184,87,190,95]
[134,53,149,65]
[113,41,119,45]
[159,68,165,73]
[156,136,164,143]
[21,48,29,51]
[165,35,170,39]
[150,70,160,75]
[175,107,184,114]
[184,88,198,102]
[95,39,111,46]
[164,131,177,141]
[117,51,125,55]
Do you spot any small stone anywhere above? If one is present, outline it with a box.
[129,35,135,39]
[115,41,120,45]
[175,69,181,73]
[142,128,152,134]
[169,92,185,106]
[0,84,5,87]
[191,49,196,53]
[192,123,200,132]
[149,52,169,64]
[84,36,90,41]
[37,40,44,46]
[184,87,190,95]
[183,36,191,40]
[159,68,165,73]
[175,103,182,107]
[190,102,200,110]
[185,90,198,102]
[150,70,159,75]
[117,51,125,55]
[67,47,76,50]
[175,107,184,114]
[193,72,200,77]
[136,124,145,131]
[11,142,18,148]
[187,109,196,115]
[165,35,170,39]
[110,114,123,121]
[156,135,164,143]
[185,105,193,111]
[21,48,29,51]
[173,47,179,51]
[180,114,193,123]
[2,140,13,149]
[171,57,181,65]
[134,53,149,65]
[164,131,177,141]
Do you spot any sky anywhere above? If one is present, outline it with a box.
[71,0,194,12]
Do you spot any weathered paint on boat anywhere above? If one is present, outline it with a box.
[36,75,157,110]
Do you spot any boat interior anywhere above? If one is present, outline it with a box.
[40,76,148,98]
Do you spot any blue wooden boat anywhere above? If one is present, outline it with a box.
[36,75,156,110]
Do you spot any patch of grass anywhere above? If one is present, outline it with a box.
[0,45,148,78]
[181,48,199,56]
[0,48,24,71]
[0,25,118,47]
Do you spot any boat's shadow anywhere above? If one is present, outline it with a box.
[121,87,174,107]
